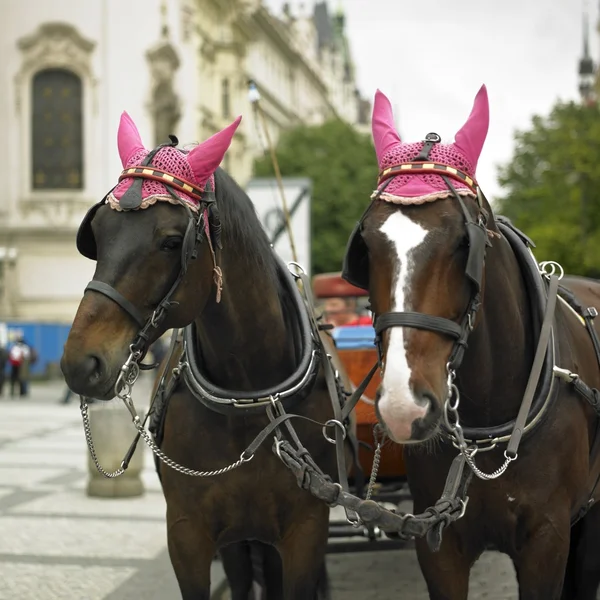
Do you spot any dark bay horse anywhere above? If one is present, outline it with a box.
[60,112,357,599]
[341,84,600,599]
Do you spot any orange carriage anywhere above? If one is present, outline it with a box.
[313,273,411,551]
[312,272,406,481]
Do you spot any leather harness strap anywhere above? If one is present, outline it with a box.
[506,274,559,458]
[85,280,146,328]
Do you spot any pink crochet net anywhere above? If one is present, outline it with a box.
[109,146,202,212]
[374,140,476,204]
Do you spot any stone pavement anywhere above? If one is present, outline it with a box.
[0,375,220,600]
[0,377,519,599]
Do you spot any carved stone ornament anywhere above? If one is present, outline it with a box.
[146,41,181,147]
[15,23,96,112]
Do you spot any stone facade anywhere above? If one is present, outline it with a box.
[0,0,367,323]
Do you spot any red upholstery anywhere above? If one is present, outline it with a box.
[312,272,368,298]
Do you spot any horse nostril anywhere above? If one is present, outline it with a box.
[81,354,103,385]
[415,391,435,409]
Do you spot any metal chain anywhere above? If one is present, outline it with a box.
[81,348,254,479]
[131,415,254,476]
[80,400,126,478]
[444,367,516,481]
[365,425,386,501]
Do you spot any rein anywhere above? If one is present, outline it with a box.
[83,259,474,549]
[80,134,600,554]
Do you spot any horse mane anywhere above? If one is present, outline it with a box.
[213,167,280,291]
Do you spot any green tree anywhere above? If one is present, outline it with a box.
[496,101,600,277]
[253,118,377,274]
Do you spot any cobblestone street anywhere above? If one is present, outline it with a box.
[0,377,519,599]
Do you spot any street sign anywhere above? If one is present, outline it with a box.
[245,177,312,276]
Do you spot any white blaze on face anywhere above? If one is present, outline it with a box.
[377,211,430,442]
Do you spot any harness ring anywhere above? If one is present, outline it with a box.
[322,419,347,444]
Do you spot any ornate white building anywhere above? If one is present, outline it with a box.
[0,0,367,323]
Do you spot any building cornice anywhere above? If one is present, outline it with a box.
[251,81,299,128]
[252,7,298,62]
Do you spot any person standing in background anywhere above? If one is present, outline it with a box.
[322,297,372,330]
[20,339,36,397]
[0,344,7,396]
[8,337,32,397]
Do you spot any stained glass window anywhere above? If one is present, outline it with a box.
[31,69,83,190]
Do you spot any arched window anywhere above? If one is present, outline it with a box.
[31,69,83,190]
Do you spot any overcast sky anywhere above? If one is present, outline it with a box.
[264,0,591,200]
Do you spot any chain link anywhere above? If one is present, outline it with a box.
[131,415,254,476]
[365,425,386,501]
[81,348,255,479]
[444,367,517,481]
[80,399,126,478]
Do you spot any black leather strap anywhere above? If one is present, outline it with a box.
[584,307,600,366]
[425,453,473,551]
[272,437,471,541]
[341,361,379,422]
[85,280,146,328]
[414,132,441,161]
[319,346,359,523]
[375,312,462,339]
[505,274,559,458]
[182,253,318,412]
[454,221,558,442]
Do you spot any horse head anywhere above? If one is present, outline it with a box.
[342,85,496,443]
[61,112,241,399]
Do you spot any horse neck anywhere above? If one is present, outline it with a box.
[456,235,536,427]
[193,246,297,392]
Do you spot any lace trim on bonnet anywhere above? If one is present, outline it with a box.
[372,188,476,206]
[106,193,201,213]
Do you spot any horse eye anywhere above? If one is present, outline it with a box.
[161,237,183,252]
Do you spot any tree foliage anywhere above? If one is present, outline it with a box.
[496,101,600,277]
[253,118,377,274]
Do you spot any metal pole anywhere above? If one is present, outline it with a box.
[248,81,298,263]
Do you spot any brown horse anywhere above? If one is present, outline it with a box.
[341,85,600,599]
[61,113,358,599]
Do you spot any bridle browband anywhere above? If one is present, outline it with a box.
[377,162,479,196]
[118,166,206,202]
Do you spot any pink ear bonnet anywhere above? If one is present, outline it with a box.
[107,112,242,212]
[371,85,489,204]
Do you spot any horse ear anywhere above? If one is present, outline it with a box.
[117,111,146,167]
[372,89,401,163]
[453,84,489,169]
[187,116,242,185]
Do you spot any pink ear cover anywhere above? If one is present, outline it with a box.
[111,115,243,210]
[370,85,489,204]
[117,111,146,168]
[186,116,242,187]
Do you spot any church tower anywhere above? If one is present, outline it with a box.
[579,6,597,105]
